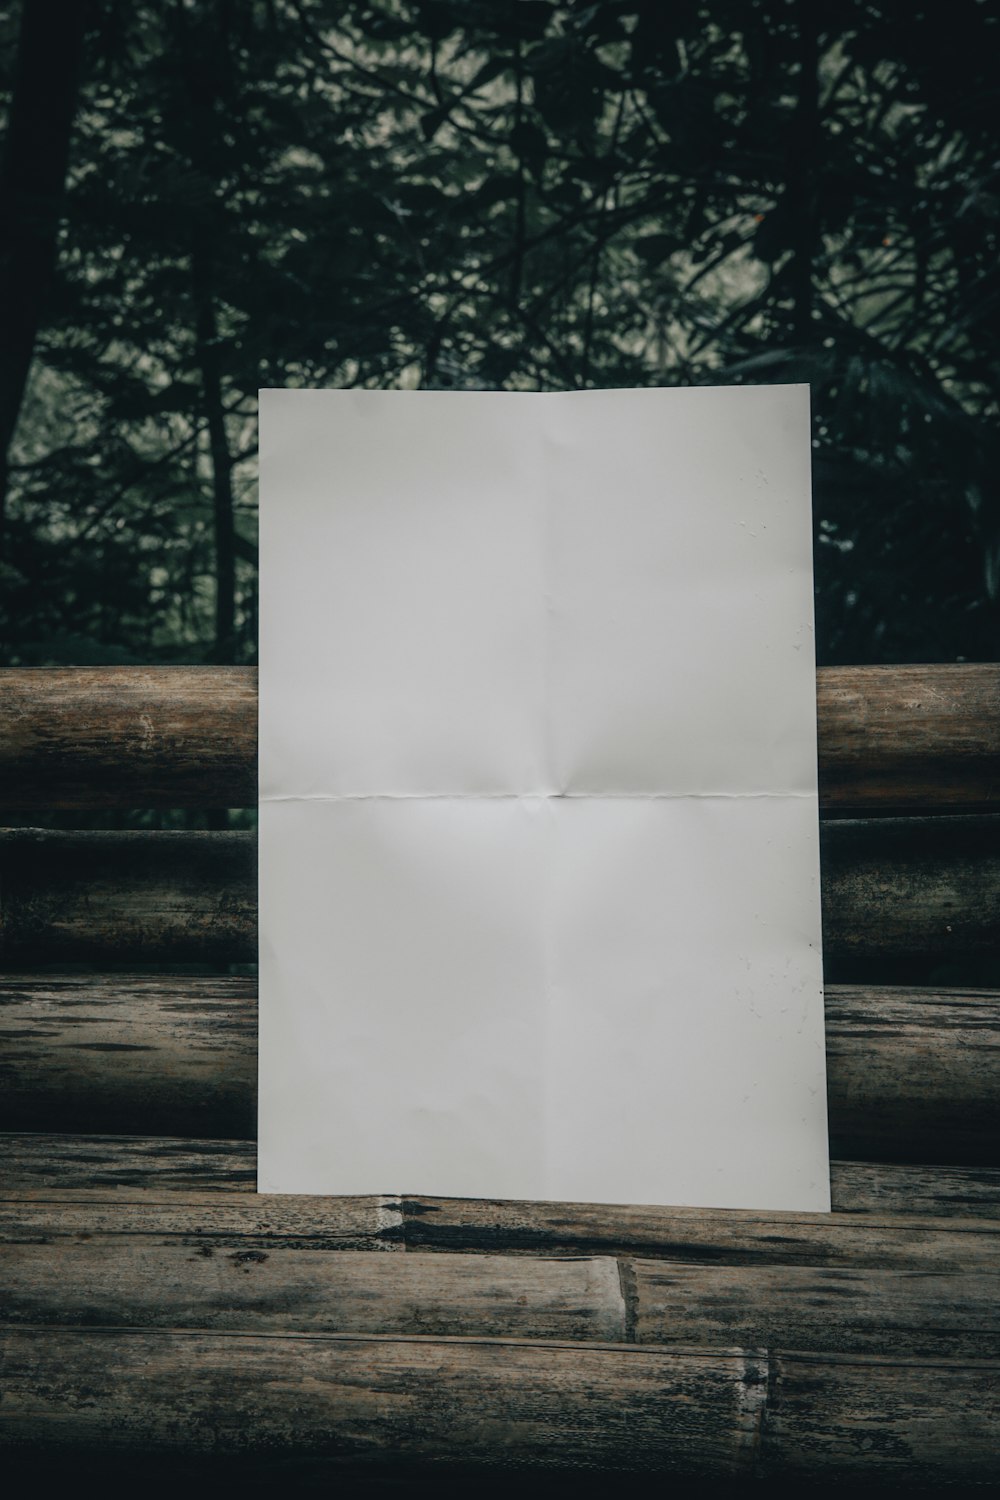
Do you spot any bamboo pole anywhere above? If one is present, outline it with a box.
[0,664,997,812]
[1,975,997,1163]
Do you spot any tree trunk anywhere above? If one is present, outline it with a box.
[191,234,236,666]
[0,0,87,555]
[787,3,820,343]
[175,2,237,669]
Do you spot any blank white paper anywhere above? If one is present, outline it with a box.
[258,385,830,1211]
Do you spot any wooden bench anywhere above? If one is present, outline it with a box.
[1,664,999,1487]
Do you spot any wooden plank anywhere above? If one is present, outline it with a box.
[766,1349,1000,1482]
[0,1190,403,1250]
[395,1197,1000,1269]
[2,664,998,813]
[0,1328,767,1477]
[0,666,257,809]
[630,1260,1000,1357]
[3,818,998,966]
[4,1134,998,1218]
[3,1189,996,1273]
[1,1245,626,1342]
[3,977,997,1164]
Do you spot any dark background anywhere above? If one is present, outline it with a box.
[1,0,998,670]
[0,15,997,1485]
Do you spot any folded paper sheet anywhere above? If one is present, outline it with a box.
[258,386,830,1211]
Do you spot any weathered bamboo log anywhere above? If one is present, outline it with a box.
[4,1133,999,1217]
[2,1188,998,1271]
[0,1327,767,1477]
[1,1327,996,1481]
[817,662,1000,813]
[0,974,257,1138]
[821,814,1000,965]
[629,1260,1000,1358]
[0,1131,262,1194]
[825,986,1000,1164]
[2,1234,996,1357]
[827,1159,1000,1218]
[763,1349,1000,1481]
[390,1199,1000,1268]
[1,664,998,812]
[0,1245,627,1342]
[2,976,997,1163]
[0,667,257,809]
[1,818,999,967]
[0,830,256,964]
[0,1189,401,1251]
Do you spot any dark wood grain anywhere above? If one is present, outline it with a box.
[828,1158,1000,1218]
[0,829,256,963]
[2,976,997,1164]
[3,1187,997,1271]
[2,661,998,1486]
[1,1243,627,1342]
[1,818,999,966]
[630,1259,1000,1357]
[2,664,998,812]
[393,1197,1000,1268]
[0,1327,767,1477]
[826,986,1000,1164]
[0,974,257,1137]
[3,1228,996,1356]
[766,1349,1000,1482]
[0,1132,260,1194]
[821,814,1000,965]
[0,667,257,809]
[817,663,1000,813]
[5,1133,999,1217]
[2,1326,996,1480]
[0,1187,404,1249]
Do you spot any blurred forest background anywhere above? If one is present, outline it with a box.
[1,0,998,670]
